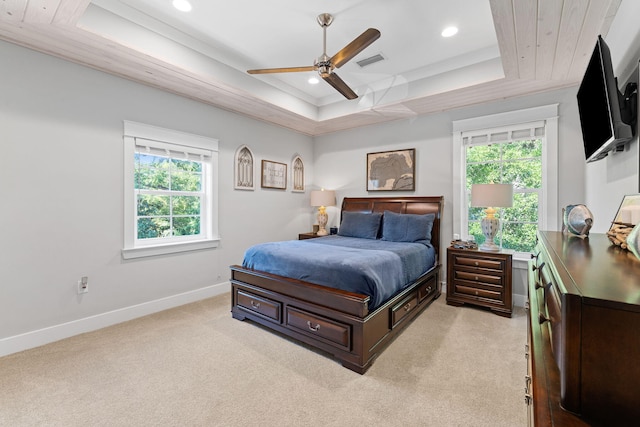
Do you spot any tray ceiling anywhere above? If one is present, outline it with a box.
[0,0,623,135]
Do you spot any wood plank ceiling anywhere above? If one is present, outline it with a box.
[0,0,622,136]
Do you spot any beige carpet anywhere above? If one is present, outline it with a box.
[0,293,526,426]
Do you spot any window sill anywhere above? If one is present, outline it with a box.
[122,238,220,260]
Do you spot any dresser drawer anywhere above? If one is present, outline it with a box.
[453,254,505,271]
[286,307,351,350]
[544,281,563,370]
[391,291,419,327]
[236,289,281,323]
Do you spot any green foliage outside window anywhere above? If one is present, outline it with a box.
[135,153,203,239]
[466,139,542,253]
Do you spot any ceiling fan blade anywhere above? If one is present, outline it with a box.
[247,66,316,74]
[331,28,380,69]
[323,73,358,100]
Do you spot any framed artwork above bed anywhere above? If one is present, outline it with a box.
[367,148,415,191]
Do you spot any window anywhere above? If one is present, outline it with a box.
[452,105,558,258]
[465,125,543,252]
[122,121,219,259]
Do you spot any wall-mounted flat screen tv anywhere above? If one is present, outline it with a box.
[577,35,633,163]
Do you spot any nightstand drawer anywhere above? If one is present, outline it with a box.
[453,282,503,301]
[452,254,505,271]
[454,270,503,285]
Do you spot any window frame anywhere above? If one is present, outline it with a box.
[122,121,220,259]
[452,105,559,259]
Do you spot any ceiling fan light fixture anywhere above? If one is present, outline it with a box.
[308,77,320,84]
[172,0,192,12]
[246,13,380,100]
[441,26,458,38]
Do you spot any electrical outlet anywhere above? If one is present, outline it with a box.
[77,276,88,294]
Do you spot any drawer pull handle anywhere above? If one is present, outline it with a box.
[475,276,479,281]
[250,301,261,309]
[535,281,551,290]
[425,286,432,293]
[403,303,412,311]
[474,261,479,266]
[307,321,321,332]
[532,261,545,272]
[538,313,550,324]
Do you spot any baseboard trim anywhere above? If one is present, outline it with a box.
[0,282,230,358]
[513,293,526,308]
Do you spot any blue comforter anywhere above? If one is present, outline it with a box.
[242,235,436,310]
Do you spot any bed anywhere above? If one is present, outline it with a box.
[230,196,443,374]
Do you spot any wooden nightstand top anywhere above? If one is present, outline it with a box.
[298,232,319,240]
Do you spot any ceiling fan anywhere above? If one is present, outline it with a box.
[247,13,381,100]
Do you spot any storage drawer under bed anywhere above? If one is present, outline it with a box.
[235,288,282,323]
[286,306,351,351]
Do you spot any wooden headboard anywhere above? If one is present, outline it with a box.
[341,196,444,260]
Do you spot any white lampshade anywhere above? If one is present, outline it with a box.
[310,190,336,207]
[471,184,513,208]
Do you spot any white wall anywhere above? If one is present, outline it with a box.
[0,40,314,353]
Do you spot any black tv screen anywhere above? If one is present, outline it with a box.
[577,35,632,162]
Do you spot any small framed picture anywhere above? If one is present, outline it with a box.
[367,148,415,191]
[261,160,287,190]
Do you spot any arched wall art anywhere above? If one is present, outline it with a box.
[234,145,255,190]
[292,155,305,192]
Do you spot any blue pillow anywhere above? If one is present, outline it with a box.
[338,211,382,239]
[381,210,435,243]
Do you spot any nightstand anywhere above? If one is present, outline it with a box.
[298,232,320,240]
[446,246,513,317]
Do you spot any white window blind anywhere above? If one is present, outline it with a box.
[462,121,545,146]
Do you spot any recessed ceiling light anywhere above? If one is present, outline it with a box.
[441,26,458,38]
[172,0,192,12]
[308,77,320,85]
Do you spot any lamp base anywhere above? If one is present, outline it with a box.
[317,210,328,237]
[479,242,500,252]
[480,217,501,252]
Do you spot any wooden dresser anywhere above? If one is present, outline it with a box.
[527,231,640,426]
[446,247,513,317]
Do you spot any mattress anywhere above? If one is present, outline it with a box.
[242,235,436,309]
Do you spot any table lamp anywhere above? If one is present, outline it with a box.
[471,183,513,251]
[310,189,336,236]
